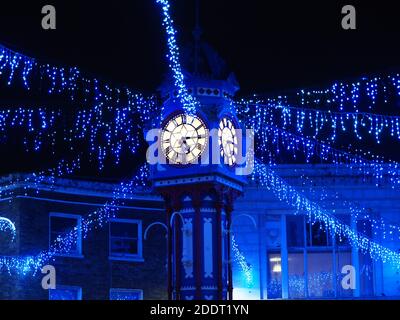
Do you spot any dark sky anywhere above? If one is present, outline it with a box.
[1,0,400,95]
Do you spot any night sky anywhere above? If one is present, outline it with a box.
[1,0,400,95]
[1,0,400,177]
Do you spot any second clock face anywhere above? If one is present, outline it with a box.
[161,114,208,165]
[219,117,238,166]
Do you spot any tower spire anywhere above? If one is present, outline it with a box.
[193,0,202,75]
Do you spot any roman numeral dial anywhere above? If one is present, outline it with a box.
[161,114,208,165]
[218,117,238,166]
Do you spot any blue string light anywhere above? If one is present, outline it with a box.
[0,217,16,241]
[0,44,156,110]
[241,73,400,112]
[1,0,400,281]
[0,154,83,201]
[0,47,159,166]
[268,272,334,298]
[236,99,400,144]
[0,44,160,169]
[0,98,158,168]
[231,234,253,287]
[252,160,400,269]
[248,122,400,188]
[0,107,59,152]
[155,0,198,114]
[296,171,400,243]
[0,164,150,275]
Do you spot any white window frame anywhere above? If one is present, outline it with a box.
[109,288,143,300]
[49,212,83,258]
[281,214,353,299]
[49,285,82,300]
[109,218,143,262]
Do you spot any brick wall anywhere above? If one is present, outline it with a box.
[0,189,168,300]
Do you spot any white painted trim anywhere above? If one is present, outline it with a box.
[1,179,162,202]
[144,222,168,240]
[9,195,163,211]
[108,256,145,263]
[203,218,213,279]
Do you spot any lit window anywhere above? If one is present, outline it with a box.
[110,289,143,300]
[267,253,282,299]
[49,286,82,300]
[283,214,353,298]
[49,213,82,257]
[109,219,143,261]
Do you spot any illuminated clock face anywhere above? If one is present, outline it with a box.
[161,114,208,165]
[218,117,238,166]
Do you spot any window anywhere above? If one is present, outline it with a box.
[307,252,334,297]
[286,215,304,247]
[336,250,352,297]
[306,221,332,247]
[288,252,305,298]
[109,219,143,261]
[49,213,82,257]
[358,220,374,297]
[281,215,353,299]
[110,289,143,300]
[49,286,82,300]
[267,252,282,299]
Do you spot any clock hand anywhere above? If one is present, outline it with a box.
[181,140,191,154]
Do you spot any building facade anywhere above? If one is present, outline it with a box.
[0,175,167,300]
[232,165,400,299]
[1,164,400,300]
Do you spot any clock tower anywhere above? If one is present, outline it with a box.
[148,39,247,300]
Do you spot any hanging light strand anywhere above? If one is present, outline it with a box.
[251,122,400,188]
[236,99,400,144]
[0,163,150,275]
[231,233,253,287]
[295,171,400,243]
[155,0,198,114]
[0,43,157,114]
[240,73,400,113]
[0,96,159,169]
[252,160,400,268]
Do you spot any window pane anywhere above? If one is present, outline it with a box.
[51,216,76,233]
[110,289,142,300]
[49,287,81,300]
[288,252,305,298]
[111,222,138,238]
[110,238,138,255]
[359,251,374,297]
[267,253,282,299]
[309,222,330,247]
[357,220,374,297]
[50,216,79,254]
[265,215,281,249]
[110,221,140,257]
[286,216,304,247]
[307,252,334,298]
[336,250,353,297]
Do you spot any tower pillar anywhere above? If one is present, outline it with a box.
[158,183,241,300]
